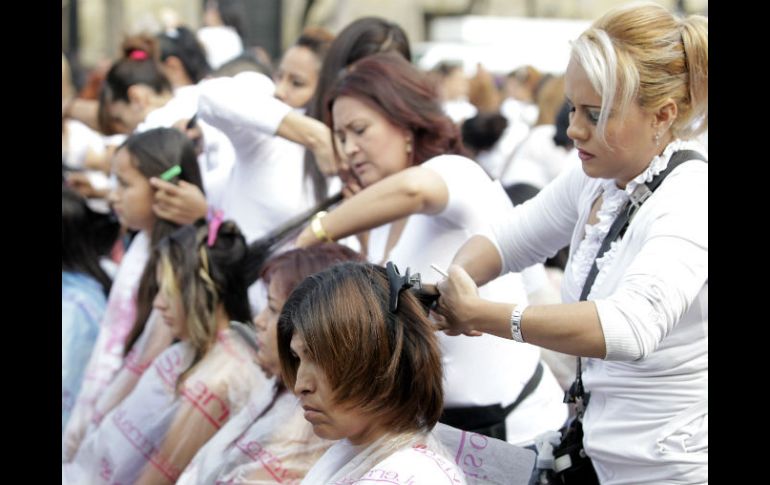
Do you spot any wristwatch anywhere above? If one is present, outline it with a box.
[510,303,528,343]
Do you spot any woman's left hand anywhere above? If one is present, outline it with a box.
[150,178,208,225]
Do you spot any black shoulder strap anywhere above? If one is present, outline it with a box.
[566,149,707,407]
[579,150,707,301]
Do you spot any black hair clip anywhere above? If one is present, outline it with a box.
[386,261,422,313]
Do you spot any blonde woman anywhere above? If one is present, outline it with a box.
[436,3,708,483]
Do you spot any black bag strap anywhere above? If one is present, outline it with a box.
[502,361,544,415]
[565,150,707,408]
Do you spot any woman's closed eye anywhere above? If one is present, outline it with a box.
[586,109,601,124]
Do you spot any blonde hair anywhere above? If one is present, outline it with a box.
[571,2,708,142]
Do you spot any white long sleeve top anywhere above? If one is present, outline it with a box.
[197,72,313,243]
[491,139,708,484]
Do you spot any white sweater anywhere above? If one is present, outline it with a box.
[491,140,708,484]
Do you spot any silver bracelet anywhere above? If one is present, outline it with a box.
[510,303,528,343]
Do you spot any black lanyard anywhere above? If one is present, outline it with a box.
[565,149,707,409]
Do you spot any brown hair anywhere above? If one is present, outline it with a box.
[326,52,466,166]
[260,243,364,302]
[295,26,335,63]
[277,262,443,433]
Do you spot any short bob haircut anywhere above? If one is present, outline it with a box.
[277,262,443,433]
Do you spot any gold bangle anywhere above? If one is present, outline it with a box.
[310,211,333,243]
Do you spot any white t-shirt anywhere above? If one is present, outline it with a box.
[197,26,243,70]
[197,72,314,244]
[500,98,538,128]
[475,118,531,181]
[499,124,577,189]
[136,84,236,196]
[63,119,106,169]
[442,98,478,124]
[368,155,566,445]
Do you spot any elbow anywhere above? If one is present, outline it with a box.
[399,172,432,213]
[400,167,445,214]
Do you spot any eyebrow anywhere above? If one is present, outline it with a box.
[565,96,601,109]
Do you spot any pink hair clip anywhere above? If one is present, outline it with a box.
[129,50,149,61]
[207,209,224,247]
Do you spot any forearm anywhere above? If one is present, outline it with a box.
[297,167,445,246]
[66,98,100,131]
[276,111,329,151]
[466,298,606,358]
[451,235,503,286]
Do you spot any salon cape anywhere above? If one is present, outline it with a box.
[302,422,535,485]
[177,382,333,484]
[62,327,268,484]
[63,230,150,461]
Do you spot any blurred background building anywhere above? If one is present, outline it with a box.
[62,0,707,87]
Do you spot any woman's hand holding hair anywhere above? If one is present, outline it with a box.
[150,178,208,224]
[435,265,484,337]
[310,132,337,176]
[277,111,338,176]
[339,165,363,199]
[172,117,204,156]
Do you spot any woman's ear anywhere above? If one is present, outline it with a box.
[654,98,678,132]
[162,56,186,81]
[127,84,152,109]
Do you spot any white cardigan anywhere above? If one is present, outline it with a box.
[491,140,708,484]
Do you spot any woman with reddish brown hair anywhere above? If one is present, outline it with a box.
[295,52,567,446]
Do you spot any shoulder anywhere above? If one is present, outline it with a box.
[651,144,708,207]
[421,154,490,184]
[360,444,464,485]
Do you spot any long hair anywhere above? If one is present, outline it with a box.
[156,220,251,387]
[122,128,205,356]
[326,52,466,166]
[157,25,212,83]
[62,187,120,296]
[304,17,412,204]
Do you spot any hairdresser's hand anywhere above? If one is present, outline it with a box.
[338,164,363,199]
[65,172,103,198]
[435,265,484,337]
[173,117,204,156]
[150,177,208,224]
[311,134,338,176]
